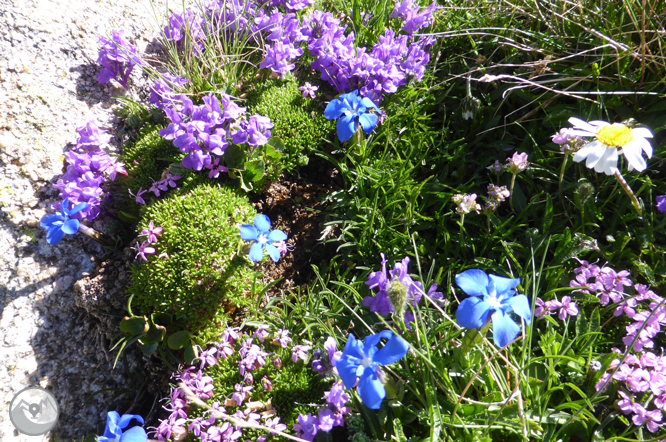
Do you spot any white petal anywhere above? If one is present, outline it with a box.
[595,147,618,175]
[568,129,596,138]
[568,117,600,134]
[584,143,607,169]
[626,137,652,158]
[589,120,611,128]
[631,127,653,139]
[622,143,647,172]
[573,141,602,164]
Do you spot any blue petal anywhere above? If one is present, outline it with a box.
[358,113,378,135]
[455,269,489,297]
[373,333,409,366]
[491,310,521,348]
[341,334,364,360]
[68,201,89,216]
[60,197,71,217]
[118,414,144,429]
[335,356,360,389]
[358,368,385,410]
[268,230,287,242]
[337,115,356,143]
[324,98,348,120]
[456,297,492,329]
[253,214,271,233]
[507,294,531,325]
[119,426,148,442]
[488,274,521,296]
[46,227,65,245]
[360,97,380,113]
[266,244,280,262]
[61,218,80,235]
[239,225,259,241]
[363,331,388,352]
[40,214,65,230]
[249,242,264,262]
[103,411,122,439]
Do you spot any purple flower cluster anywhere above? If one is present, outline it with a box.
[96,30,146,89]
[363,253,443,323]
[53,121,126,222]
[569,260,633,307]
[657,195,666,213]
[311,337,341,377]
[133,221,163,261]
[152,326,298,442]
[482,183,510,214]
[158,93,272,172]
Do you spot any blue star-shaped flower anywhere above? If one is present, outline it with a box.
[239,214,287,262]
[455,269,531,348]
[97,411,147,442]
[324,90,380,143]
[334,330,409,410]
[39,197,88,245]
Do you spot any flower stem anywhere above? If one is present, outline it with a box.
[558,152,569,196]
[509,172,517,213]
[78,224,115,247]
[613,171,642,217]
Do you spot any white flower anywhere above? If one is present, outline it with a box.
[568,117,653,175]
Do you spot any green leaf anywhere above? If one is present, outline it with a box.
[575,308,588,339]
[184,343,198,364]
[120,316,147,335]
[243,159,265,182]
[224,144,247,170]
[141,342,159,355]
[267,137,285,154]
[167,331,192,350]
[118,210,140,223]
[144,324,166,344]
[589,308,600,334]
[542,194,553,233]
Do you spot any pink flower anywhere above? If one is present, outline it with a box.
[534,297,548,318]
[626,368,650,393]
[506,152,529,173]
[134,240,156,261]
[140,221,163,244]
[557,296,579,320]
[129,187,147,205]
[617,391,634,415]
[632,404,663,433]
[292,344,310,363]
[299,82,318,99]
[274,329,292,348]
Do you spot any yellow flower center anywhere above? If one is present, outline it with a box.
[596,124,634,148]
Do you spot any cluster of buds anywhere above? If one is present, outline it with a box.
[483,184,510,215]
[552,128,584,153]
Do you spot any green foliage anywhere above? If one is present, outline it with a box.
[128,183,260,335]
[246,77,332,177]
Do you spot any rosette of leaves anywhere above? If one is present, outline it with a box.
[127,183,260,337]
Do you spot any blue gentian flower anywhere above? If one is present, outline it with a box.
[455,269,531,348]
[97,411,148,442]
[39,197,88,245]
[334,330,409,410]
[324,90,381,143]
[239,214,288,262]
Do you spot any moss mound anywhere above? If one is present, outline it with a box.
[246,78,332,175]
[128,183,259,334]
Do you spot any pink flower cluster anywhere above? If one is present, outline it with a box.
[534,296,579,321]
[134,222,163,261]
[129,172,181,205]
[568,260,666,434]
[151,326,296,442]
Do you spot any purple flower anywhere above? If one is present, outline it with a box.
[657,195,666,213]
[96,30,145,89]
[263,416,286,435]
[239,215,288,262]
[261,376,273,391]
[324,90,380,143]
[633,404,663,433]
[324,382,349,410]
[40,197,88,245]
[455,269,531,348]
[206,157,229,179]
[292,344,311,363]
[390,0,438,35]
[556,296,579,320]
[232,383,252,406]
[506,152,529,173]
[293,413,318,441]
[273,329,292,348]
[300,82,318,99]
[198,346,218,370]
[317,409,336,432]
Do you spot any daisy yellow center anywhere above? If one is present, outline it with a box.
[596,124,634,148]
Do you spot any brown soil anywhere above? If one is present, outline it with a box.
[250,155,343,294]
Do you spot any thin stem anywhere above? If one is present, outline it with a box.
[509,172,517,213]
[558,151,569,196]
[78,224,115,247]
[614,171,642,216]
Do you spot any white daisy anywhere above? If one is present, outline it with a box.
[568,117,653,175]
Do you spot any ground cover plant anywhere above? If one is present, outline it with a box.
[35,0,666,441]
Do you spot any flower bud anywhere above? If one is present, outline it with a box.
[460,95,481,120]
[273,356,282,369]
[261,376,272,392]
[243,372,254,386]
[387,278,408,317]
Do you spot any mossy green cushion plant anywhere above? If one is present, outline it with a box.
[128,183,260,335]
[247,78,332,175]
